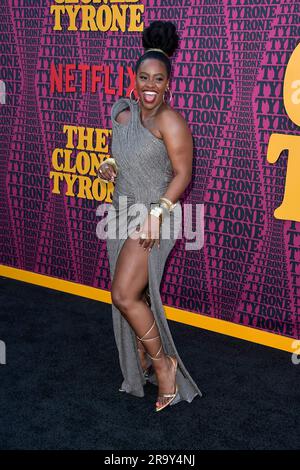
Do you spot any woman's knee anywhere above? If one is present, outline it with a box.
[111,286,135,314]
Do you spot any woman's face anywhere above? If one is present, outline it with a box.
[136,58,169,108]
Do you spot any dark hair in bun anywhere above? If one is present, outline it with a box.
[135,21,180,79]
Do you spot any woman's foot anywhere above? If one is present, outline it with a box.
[155,355,178,411]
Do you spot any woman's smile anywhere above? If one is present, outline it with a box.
[142,91,158,104]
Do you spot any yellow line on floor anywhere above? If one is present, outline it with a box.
[0,265,296,354]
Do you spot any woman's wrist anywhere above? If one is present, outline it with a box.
[159,197,177,212]
[148,197,176,223]
[159,203,170,221]
[149,206,163,224]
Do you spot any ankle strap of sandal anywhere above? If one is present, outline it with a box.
[136,319,164,361]
[136,319,156,342]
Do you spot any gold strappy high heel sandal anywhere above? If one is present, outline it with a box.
[136,287,153,381]
[136,318,178,412]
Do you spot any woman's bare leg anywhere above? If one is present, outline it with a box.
[136,290,151,371]
[111,236,176,407]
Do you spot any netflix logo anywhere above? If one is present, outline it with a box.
[50,62,136,94]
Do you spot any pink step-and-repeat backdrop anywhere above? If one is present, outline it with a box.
[1,0,299,342]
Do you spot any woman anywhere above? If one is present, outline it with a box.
[98,21,202,412]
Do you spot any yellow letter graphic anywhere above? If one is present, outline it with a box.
[267,43,300,222]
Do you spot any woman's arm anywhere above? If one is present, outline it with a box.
[138,110,193,251]
[97,127,120,182]
[98,107,130,182]
[159,109,193,204]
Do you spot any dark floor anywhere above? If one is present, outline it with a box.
[0,275,299,450]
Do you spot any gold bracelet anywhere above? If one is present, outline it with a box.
[149,206,163,224]
[159,202,170,220]
[159,197,177,211]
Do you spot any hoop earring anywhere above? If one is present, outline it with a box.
[163,86,173,104]
[129,88,140,103]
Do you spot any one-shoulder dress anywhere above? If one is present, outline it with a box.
[105,96,202,406]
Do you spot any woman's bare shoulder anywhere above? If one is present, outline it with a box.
[111,97,131,125]
[159,104,191,136]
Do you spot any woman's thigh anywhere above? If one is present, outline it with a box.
[111,236,149,306]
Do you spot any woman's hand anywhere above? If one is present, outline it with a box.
[97,162,117,182]
[138,213,161,251]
